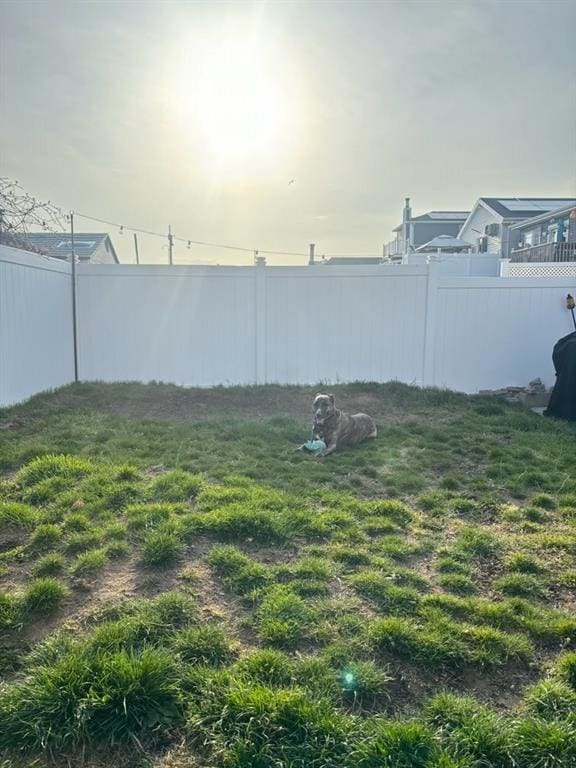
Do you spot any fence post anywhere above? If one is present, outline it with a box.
[422,259,440,387]
[255,257,267,384]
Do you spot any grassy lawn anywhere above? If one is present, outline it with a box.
[0,381,575,767]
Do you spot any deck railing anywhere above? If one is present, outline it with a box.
[510,241,576,263]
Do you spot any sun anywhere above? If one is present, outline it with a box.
[180,36,286,168]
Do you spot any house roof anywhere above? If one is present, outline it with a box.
[478,198,576,220]
[15,232,119,262]
[393,211,469,231]
[416,235,473,252]
[508,203,576,230]
[322,257,383,265]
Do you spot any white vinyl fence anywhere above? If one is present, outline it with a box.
[0,246,75,406]
[1,246,575,406]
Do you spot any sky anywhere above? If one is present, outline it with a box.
[1,0,575,265]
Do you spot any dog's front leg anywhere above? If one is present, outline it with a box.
[319,440,337,457]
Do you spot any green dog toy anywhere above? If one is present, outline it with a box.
[302,439,327,455]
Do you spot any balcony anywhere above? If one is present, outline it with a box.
[510,241,576,263]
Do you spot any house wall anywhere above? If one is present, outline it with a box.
[0,245,75,406]
[411,221,464,248]
[459,204,501,252]
[83,239,118,264]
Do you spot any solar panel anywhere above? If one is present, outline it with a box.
[497,200,572,212]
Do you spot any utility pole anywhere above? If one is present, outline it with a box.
[168,225,174,265]
[308,243,315,266]
[133,233,140,264]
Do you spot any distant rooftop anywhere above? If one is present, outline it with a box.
[480,198,576,219]
[322,256,383,265]
[393,211,469,231]
[13,232,119,262]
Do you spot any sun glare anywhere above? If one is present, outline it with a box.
[178,36,286,168]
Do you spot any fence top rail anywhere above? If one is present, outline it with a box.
[76,263,430,278]
[439,274,576,289]
[0,244,72,274]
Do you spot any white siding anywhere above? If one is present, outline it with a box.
[459,203,502,252]
[0,246,75,406]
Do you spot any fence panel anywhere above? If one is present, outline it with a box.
[0,246,74,406]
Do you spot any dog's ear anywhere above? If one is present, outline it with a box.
[328,394,335,405]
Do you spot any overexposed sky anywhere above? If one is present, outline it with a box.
[1,0,575,264]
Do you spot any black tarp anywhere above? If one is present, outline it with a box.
[544,331,576,421]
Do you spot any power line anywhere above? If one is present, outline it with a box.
[73,211,307,257]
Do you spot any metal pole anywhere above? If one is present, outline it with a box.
[133,233,140,264]
[308,243,315,266]
[567,294,576,331]
[168,225,174,265]
[70,213,79,382]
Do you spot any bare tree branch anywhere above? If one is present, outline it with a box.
[0,178,67,253]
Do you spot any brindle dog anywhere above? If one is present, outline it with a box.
[310,393,377,456]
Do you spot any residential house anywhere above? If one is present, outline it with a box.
[384,198,469,258]
[321,256,383,265]
[506,204,576,262]
[458,198,575,255]
[11,232,119,263]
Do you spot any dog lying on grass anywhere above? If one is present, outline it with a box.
[303,393,377,457]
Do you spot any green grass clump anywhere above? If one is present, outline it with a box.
[438,574,477,596]
[0,501,38,527]
[104,540,130,559]
[23,578,69,614]
[352,720,438,768]
[424,692,513,767]
[511,717,576,768]
[235,649,294,687]
[173,624,237,666]
[0,591,23,631]
[256,586,317,648]
[350,570,420,614]
[201,504,287,543]
[0,647,183,751]
[454,527,501,558]
[30,523,62,550]
[370,612,532,670]
[63,512,91,532]
[531,493,557,511]
[504,552,545,574]
[187,683,352,767]
[125,502,174,533]
[32,553,66,576]
[555,651,576,690]
[64,530,101,555]
[435,556,471,575]
[207,544,271,595]
[493,573,547,600]
[523,679,576,720]
[338,660,392,708]
[150,470,203,502]
[363,499,413,525]
[70,548,109,577]
[328,545,372,567]
[140,529,182,567]
[16,454,94,487]
[558,570,576,589]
